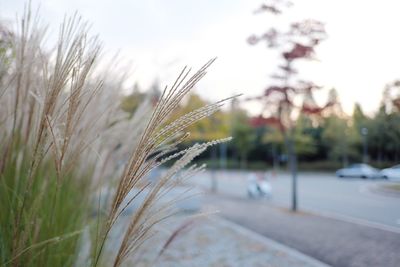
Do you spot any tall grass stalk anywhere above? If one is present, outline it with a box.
[0,5,232,267]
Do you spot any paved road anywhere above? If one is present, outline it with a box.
[191,170,400,229]
[202,194,400,267]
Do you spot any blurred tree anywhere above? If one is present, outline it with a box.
[382,80,400,113]
[262,126,284,171]
[248,0,330,211]
[377,81,400,162]
[367,106,389,165]
[167,93,232,192]
[319,89,351,166]
[120,83,145,113]
[120,81,161,115]
[231,111,256,169]
[386,114,400,161]
[352,103,367,130]
[171,93,230,141]
[322,115,351,166]
[351,103,368,162]
[294,113,317,158]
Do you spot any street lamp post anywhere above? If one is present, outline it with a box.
[361,127,368,163]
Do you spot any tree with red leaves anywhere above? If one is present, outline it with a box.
[247,0,332,211]
[382,80,400,113]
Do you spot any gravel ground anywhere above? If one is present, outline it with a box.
[203,194,400,267]
[105,213,328,267]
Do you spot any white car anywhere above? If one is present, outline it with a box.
[336,163,380,179]
[380,165,400,181]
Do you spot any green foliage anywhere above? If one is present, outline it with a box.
[231,111,256,168]
[322,115,349,162]
[293,114,317,157]
[170,93,230,141]
[367,105,400,163]
[352,103,367,128]
[185,90,400,170]
[120,84,146,114]
[0,140,91,266]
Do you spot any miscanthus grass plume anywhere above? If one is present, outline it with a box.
[0,5,233,267]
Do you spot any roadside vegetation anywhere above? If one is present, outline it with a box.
[123,88,400,171]
[0,7,230,267]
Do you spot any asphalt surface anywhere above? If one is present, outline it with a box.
[203,194,400,267]
[192,170,400,229]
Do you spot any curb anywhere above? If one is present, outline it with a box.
[212,216,331,267]
[301,206,400,235]
[367,183,400,198]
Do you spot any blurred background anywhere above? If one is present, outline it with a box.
[2,0,400,169]
[2,1,400,267]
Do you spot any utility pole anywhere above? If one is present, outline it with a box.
[285,131,298,211]
[210,116,218,192]
[361,127,368,163]
[210,146,217,192]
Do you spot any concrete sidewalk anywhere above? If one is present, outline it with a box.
[101,184,330,266]
[123,214,330,267]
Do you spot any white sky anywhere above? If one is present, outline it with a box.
[1,0,400,115]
